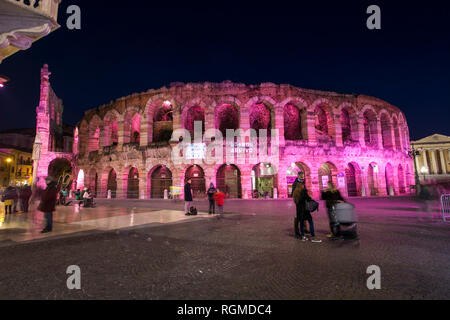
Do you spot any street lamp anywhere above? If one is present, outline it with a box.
[420,166,428,181]
[0,75,9,88]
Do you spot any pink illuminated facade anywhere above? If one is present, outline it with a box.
[34,67,414,199]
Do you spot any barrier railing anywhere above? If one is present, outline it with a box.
[441,194,450,222]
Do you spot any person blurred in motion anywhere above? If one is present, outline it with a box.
[184,178,193,216]
[213,188,226,218]
[293,182,321,243]
[75,189,81,200]
[206,183,216,215]
[38,176,58,233]
[321,181,345,239]
[418,184,434,221]
[19,185,32,213]
[1,185,17,215]
[83,188,94,207]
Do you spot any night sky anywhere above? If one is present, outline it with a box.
[0,1,449,140]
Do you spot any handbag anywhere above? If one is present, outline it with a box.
[306,199,319,213]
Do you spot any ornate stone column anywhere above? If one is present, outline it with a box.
[439,149,448,174]
[430,149,438,174]
[117,120,125,152]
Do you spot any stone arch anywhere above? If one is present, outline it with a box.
[152,101,174,143]
[123,166,139,199]
[286,161,312,197]
[392,115,402,151]
[380,110,394,149]
[88,115,101,152]
[345,162,362,197]
[398,164,406,194]
[367,162,380,196]
[102,167,118,198]
[216,164,242,198]
[148,165,172,198]
[123,107,142,145]
[182,102,206,139]
[283,102,304,141]
[185,165,206,198]
[215,103,240,137]
[103,109,120,147]
[88,168,99,197]
[251,162,278,198]
[338,103,359,143]
[361,106,379,148]
[385,163,395,195]
[310,99,335,142]
[48,158,73,190]
[318,162,338,191]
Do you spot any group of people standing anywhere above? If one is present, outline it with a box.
[292,171,346,243]
[1,185,32,215]
[184,179,226,218]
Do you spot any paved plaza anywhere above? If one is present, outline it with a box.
[0,196,449,299]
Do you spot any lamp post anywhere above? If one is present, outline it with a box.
[5,157,13,186]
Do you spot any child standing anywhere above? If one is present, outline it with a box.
[213,189,226,218]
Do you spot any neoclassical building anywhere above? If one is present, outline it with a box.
[34,65,414,199]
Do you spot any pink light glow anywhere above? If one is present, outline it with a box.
[0,84,4,88]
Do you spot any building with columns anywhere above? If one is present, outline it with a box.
[411,134,450,184]
[33,65,414,199]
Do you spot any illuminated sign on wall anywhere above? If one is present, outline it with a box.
[186,143,206,160]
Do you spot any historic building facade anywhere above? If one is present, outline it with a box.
[411,134,450,184]
[33,65,414,199]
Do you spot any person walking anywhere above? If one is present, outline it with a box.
[12,185,19,213]
[38,176,58,233]
[19,185,32,213]
[321,181,344,239]
[184,178,193,216]
[293,182,321,242]
[1,185,17,215]
[213,188,226,218]
[206,183,216,214]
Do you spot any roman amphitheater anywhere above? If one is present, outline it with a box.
[34,66,414,200]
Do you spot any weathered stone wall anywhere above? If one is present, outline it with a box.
[72,81,413,199]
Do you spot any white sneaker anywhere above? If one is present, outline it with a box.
[311,237,322,243]
[301,236,308,242]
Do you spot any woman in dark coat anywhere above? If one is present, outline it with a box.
[38,177,58,233]
[293,183,321,242]
[321,181,344,238]
[184,178,193,215]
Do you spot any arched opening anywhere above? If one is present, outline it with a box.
[88,127,100,152]
[385,163,394,195]
[284,103,303,141]
[88,169,98,197]
[216,164,242,198]
[124,110,141,145]
[149,165,172,198]
[153,102,173,142]
[250,102,272,137]
[341,107,357,143]
[380,113,394,149]
[398,164,405,194]
[103,112,119,147]
[107,169,117,198]
[252,163,277,198]
[185,165,206,198]
[393,118,402,151]
[367,163,379,196]
[363,110,378,148]
[314,105,332,141]
[286,162,311,197]
[48,158,73,190]
[131,114,141,144]
[126,167,139,199]
[345,163,362,197]
[215,104,239,137]
[184,106,205,138]
[318,162,338,192]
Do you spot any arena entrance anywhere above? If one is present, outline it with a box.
[185,165,206,198]
[48,158,73,191]
[216,164,242,198]
[127,167,139,199]
[150,165,172,198]
[107,169,117,198]
[286,162,311,197]
[318,162,337,192]
[252,163,277,198]
[345,163,361,197]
